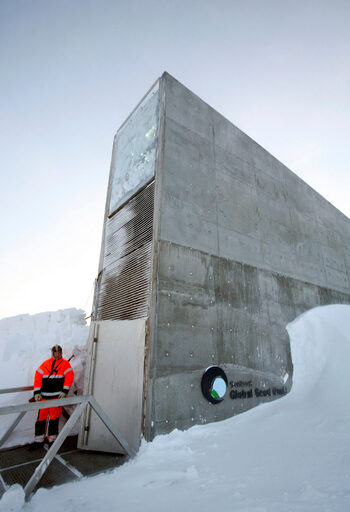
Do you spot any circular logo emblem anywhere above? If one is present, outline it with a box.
[201,366,228,404]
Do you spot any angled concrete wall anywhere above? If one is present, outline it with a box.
[88,73,350,447]
[145,73,350,438]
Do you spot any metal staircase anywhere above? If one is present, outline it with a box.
[0,386,132,500]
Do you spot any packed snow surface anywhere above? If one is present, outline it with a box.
[1,304,350,511]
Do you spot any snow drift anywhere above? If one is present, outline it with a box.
[1,304,350,512]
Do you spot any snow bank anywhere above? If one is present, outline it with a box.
[0,309,89,448]
[0,485,24,512]
[2,304,350,512]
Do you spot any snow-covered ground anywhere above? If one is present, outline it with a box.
[1,304,350,512]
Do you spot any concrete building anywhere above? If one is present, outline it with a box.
[80,73,350,454]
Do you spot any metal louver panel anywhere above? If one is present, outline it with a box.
[96,181,155,320]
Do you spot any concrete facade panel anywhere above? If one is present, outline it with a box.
[254,169,287,203]
[344,251,350,276]
[214,145,256,188]
[218,226,267,268]
[295,259,327,286]
[324,266,350,292]
[257,217,297,249]
[213,114,255,166]
[157,241,215,288]
[219,310,264,371]
[155,322,217,372]
[157,287,217,330]
[153,372,203,424]
[321,244,347,273]
[289,208,321,242]
[294,236,324,265]
[216,170,259,237]
[257,192,291,226]
[250,146,287,183]
[160,203,219,255]
[164,75,213,142]
[283,172,317,219]
[214,257,261,312]
[318,224,345,250]
[162,189,217,226]
[162,119,215,188]
[262,243,299,278]
[315,199,347,233]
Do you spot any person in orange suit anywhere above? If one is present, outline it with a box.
[29,345,74,450]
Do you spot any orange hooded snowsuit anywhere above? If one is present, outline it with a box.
[33,356,74,442]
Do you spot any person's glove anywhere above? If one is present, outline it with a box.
[58,391,67,399]
[34,393,42,401]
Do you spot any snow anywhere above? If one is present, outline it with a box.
[0,309,89,448]
[0,485,24,512]
[1,304,350,511]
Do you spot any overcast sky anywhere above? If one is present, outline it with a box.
[1,0,349,320]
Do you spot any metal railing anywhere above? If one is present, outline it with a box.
[0,386,135,500]
[0,386,34,448]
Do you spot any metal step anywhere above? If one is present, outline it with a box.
[0,435,126,499]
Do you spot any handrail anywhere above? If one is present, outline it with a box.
[0,392,135,500]
[0,386,33,394]
[0,395,84,416]
[0,386,35,449]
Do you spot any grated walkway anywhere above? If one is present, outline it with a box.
[0,436,126,499]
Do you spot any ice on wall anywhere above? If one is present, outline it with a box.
[0,309,89,448]
[108,82,159,215]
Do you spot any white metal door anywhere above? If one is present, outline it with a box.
[79,318,146,454]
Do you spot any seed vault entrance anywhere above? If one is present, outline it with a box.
[82,72,350,450]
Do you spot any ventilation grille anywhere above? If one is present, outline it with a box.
[96,181,155,320]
